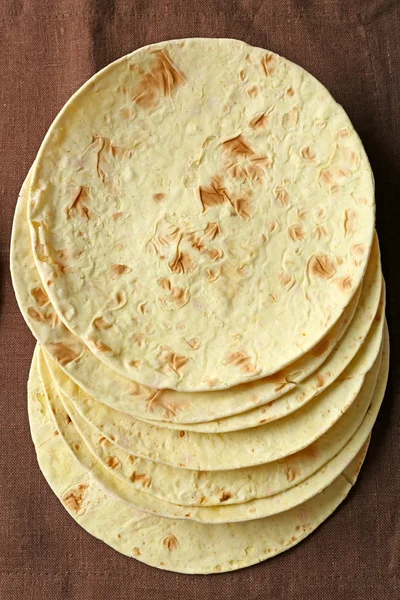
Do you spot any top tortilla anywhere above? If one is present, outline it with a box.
[28,38,375,391]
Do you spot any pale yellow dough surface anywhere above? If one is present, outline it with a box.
[37,330,387,513]
[28,345,373,572]
[42,308,384,471]
[12,172,380,423]
[28,38,375,390]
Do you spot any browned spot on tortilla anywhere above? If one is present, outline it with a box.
[132,547,141,556]
[222,135,255,157]
[206,268,220,282]
[93,316,112,330]
[231,196,253,221]
[316,373,325,388]
[265,370,290,392]
[230,164,247,180]
[268,220,280,234]
[129,359,142,368]
[301,146,316,162]
[111,145,131,159]
[31,286,49,306]
[138,302,149,315]
[278,269,296,290]
[261,53,278,76]
[186,338,201,350]
[246,85,259,98]
[308,255,337,279]
[282,108,299,129]
[313,225,330,241]
[157,278,191,310]
[244,161,270,181]
[131,333,146,348]
[235,263,251,278]
[110,291,127,310]
[112,212,124,222]
[63,484,88,512]
[337,128,351,139]
[162,534,179,551]
[53,249,76,274]
[311,338,331,357]
[179,430,185,438]
[110,264,132,279]
[46,341,84,366]
[225,351,257,374]
[27,306,59,329]
[206,247,224,260]
[296,442,319,461]
[351,244,366,256]
[297,391,307,403]
[336,276,353,292]
[160,349,190,376]
[286,87,295,96]
[355,196,371,206]
[288,223,306,242]
[66,186,91,220]
[130,471,151,488]
[132,50,185,110]
[153,193,166,202]
[169,251,197,274]
[286,466,299,482]
[375,303,383,322]
[89,338,114,355]
[274,187,289,207]
[344,209,358,238]
[203,222,222,240]
[120,107,134,120]
[249,113,269,130]
[128,381,153,398]
[320,169,334,185]
[99,436,110,447]
[83,135,131,183]
[219,491,232,503]
[199,180,231,212]
[106,456,121,469]
[65,413,72,425]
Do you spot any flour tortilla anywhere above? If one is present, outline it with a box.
[139,278,384,432]
[43,309,384,471]
[37,329,387,514]
[28,38,375,391]
[13,173,378,424]
[29,355,371,573]
[36,336,387,523]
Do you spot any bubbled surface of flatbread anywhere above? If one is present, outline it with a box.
[29,38,375,390]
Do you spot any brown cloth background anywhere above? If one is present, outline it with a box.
[1,1,399,598]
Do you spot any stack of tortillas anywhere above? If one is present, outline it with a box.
[11,38,388,574]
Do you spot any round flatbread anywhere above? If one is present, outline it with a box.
[42,309,384,471]
[137,277,384,432]
[13,171,380,424]
[28,38,375,391]
[37,326,387,515]
[28,352,371,572]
